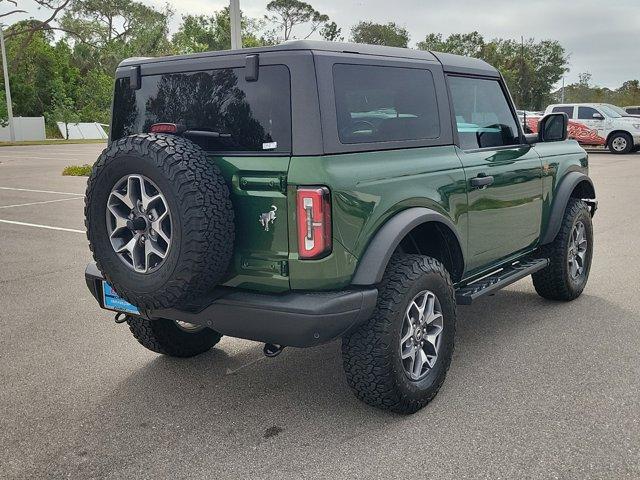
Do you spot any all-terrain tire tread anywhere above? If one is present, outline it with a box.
[126,316,222,358]
[342,254,455,414]
[532,198,591,300]
[85,134,234,309]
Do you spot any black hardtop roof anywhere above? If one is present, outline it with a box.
[118,40,499,77]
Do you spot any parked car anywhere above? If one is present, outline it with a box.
[516,110,544,133]
[84,41,597,414]
[544,103,640,153]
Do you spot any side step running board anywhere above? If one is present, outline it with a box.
[455,258,549,305]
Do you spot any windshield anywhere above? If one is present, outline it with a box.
[599,105,622,118]
[602,104,628,116]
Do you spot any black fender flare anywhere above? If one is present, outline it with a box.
[540,172,596,245]
[351,207,464,285]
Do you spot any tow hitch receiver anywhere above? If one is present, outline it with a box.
[263,343,285,358]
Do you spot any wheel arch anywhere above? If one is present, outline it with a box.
[606,130,633,147]
[540,172,596,245]
[351,207,465,285]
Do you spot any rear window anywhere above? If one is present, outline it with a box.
[111,65,291,153]
[552,106,574,117]
[333,64,440,144]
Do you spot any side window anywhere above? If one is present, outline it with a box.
[628,108,640,115]
[448,76,520,150]
[577,106,601,120]
[333,64,440,144]
[552,106,575,117]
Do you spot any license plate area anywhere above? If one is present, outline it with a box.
[102,282,139,315]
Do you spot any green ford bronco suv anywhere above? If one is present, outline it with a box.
[84,41,596,413]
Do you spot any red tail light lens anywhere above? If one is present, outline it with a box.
[149,123,178,134]
[296,187,332,259]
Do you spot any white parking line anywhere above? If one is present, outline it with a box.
[0,219,84,233]
[0,197,83,209]
[0,187,84,196]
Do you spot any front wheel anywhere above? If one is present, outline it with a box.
[533,199,593,301]
[341,254,456,414]
[608,132,633,154]
[127,316,222,357]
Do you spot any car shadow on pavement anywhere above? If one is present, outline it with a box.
[50,285,630,478]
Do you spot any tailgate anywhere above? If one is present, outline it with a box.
[213,155,291,292]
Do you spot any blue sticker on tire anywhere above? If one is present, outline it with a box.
[102,282,139,315]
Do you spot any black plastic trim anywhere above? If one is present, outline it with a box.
[245,54,259,82]
[85,263,377,348]
[455,257,549,305]
[540,172,596,245]
[351,207,464,285]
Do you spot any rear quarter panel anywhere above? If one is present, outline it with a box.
[287,146,468,290]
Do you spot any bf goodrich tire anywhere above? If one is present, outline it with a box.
[608,132,633,154]
[127,316,222,357]
[85,134,234,310]
[342,254,456,414]
[532,199,593,301]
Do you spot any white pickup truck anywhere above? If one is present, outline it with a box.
[541,103,640,154]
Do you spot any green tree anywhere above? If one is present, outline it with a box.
[320,21,343,42]
[0,90,8,127]
[557,74,640,106]
[616,80,640,106]
[172,7,266,54]
[417,31,484,57]
[265,0,329,41]
[350,22,409,48]
[2,23,78,118]
[60,0,173,73]
[47,85,80,138]
[75,69,112,123]
[418,32,568,110]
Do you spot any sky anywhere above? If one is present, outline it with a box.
[3,0,639,88]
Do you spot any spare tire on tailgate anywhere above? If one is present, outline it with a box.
[85,134,234,310]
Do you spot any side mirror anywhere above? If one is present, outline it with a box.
[592,112,604,120]
[538,112,568,142]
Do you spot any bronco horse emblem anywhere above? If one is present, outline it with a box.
[259,205,277,231]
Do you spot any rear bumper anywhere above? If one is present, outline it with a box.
[85,263,377,348]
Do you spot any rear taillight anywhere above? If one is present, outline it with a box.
[296,187,332,259]
[149,123,178,134]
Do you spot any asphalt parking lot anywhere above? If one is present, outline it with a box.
[1,144,639,479]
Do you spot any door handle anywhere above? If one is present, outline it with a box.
[470,174,494,188]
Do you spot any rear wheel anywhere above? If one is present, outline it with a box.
[608,132,633,154]
[127,316,222,357]
[342,254,456,414]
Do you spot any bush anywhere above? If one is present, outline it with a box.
[62,164,93,176]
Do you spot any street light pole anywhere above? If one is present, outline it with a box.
[229,0,242,50]
[0,25,15,142]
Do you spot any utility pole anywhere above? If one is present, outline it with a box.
[561,77,565,103]
[0,25,15,142]
[229,0,242,50]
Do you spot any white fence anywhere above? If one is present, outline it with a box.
[57,122,108,140]
[0,117,46,141]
